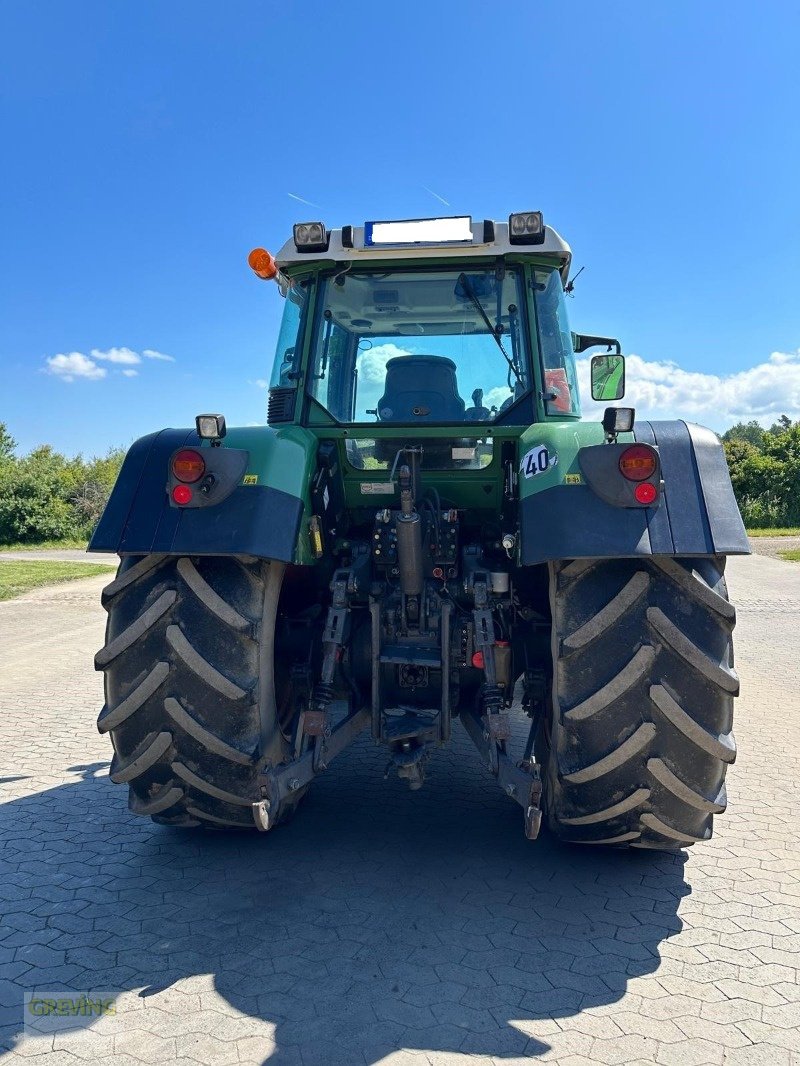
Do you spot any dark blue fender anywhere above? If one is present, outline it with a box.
[520,420,750,565]
[88,428,307,562]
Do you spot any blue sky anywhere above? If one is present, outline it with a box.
[2,1,799,456]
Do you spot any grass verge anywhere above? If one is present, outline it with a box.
[778,550,800,562]
[0,561,115,601]
[746,528,800,538]
[0,538,90,552]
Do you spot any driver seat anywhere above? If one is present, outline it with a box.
[377,355,466,422]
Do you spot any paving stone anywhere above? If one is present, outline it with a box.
[656,1041,725,1066]
[724,1046,794,1066]
[591,1033,660,1064]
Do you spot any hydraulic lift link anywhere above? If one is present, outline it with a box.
[306,569,354,761]
[462,577,541,838]
[471,578,509,773]
[459,708,543,839]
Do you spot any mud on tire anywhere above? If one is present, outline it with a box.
[95,554,296,829]
[544,556,737,850]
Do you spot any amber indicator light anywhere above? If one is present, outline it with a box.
[619,445,657,482]
[172,449,205,484]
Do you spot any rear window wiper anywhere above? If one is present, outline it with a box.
[457,273,520,384]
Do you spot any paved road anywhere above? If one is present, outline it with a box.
[0,551,116,564]
[0,555,798,1065]
[748,536,800,560]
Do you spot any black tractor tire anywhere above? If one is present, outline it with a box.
[544,556,737,850]
[95,554,300,830]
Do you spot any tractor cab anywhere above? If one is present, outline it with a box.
[258,213,582,435]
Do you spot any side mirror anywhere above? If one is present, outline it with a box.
[591,353,626,401]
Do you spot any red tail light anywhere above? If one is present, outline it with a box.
[634,482,658,505]
[172,448,205,484]
[619,445,657,482]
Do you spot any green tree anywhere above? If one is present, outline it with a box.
[722,420,765,450]
[0,429,124,544]
[724,420,800,527]
[768,414,794,436]
[70,448,125,532]
[0,449,76,542]
[0,422,16,463]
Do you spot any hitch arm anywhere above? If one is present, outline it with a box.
[253,709,371,831]
[460,709,543,840]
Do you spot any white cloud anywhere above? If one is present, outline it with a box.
[44,345,174,382]
[357,343,415,384]
[578,348,800,430]
[46,353,107,382]
[483,385,514,411]
[252,378,269,389]
[91,347,141,365]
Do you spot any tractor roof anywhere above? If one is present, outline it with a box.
[275,217,572,284]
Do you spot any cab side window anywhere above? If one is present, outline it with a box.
[533,270,580,416]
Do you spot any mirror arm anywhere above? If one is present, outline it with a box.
[572,333,622,355]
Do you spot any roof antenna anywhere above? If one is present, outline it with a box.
[565,265,585,297]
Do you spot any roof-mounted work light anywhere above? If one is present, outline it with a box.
[508,211,545,245]
[293,221,329,253]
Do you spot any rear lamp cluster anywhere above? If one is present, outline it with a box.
[618,444,659,507]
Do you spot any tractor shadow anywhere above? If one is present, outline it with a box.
[0,737,688,1063]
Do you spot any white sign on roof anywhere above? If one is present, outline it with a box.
[365,216,473,246]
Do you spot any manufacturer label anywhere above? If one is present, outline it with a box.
[360,482,396,495]
[520,445,558,479]
[564,473,583,485]
[242,474,258,485]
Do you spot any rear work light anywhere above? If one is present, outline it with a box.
[172,448,205,484]
[619,444,657,482]
[293,221,329,252]
[508,211,545,244]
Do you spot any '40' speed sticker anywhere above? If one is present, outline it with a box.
[520,444,558,479]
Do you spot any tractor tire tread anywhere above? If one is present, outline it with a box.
[96,554,295,831]
[546,555,737,850]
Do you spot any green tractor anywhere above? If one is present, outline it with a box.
[91,211,748,849]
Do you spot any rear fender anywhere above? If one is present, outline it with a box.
[518,420,749,565]
[89,425,318,563]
